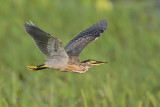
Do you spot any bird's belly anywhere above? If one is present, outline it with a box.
[45,58,68,70]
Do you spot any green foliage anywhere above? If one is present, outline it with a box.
[0,0,160,107]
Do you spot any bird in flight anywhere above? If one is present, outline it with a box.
[24,19,107,73]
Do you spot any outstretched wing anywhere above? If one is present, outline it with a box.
[24,21,68,60]
[64,19,107,57]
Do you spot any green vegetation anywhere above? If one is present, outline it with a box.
[0,0,159,107]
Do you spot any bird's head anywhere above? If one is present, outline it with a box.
[81,59,107,67]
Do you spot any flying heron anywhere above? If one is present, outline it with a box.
[24,19,107,73]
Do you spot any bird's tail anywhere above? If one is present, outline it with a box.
[26,64,48,70]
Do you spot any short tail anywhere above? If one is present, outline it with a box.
[26,64,48,70]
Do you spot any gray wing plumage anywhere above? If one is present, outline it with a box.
[24,21,68,60]
[64,19,107,57]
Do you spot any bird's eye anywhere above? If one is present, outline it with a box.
[90,61,96,64]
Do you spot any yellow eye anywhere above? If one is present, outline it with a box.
[90,61,96,64]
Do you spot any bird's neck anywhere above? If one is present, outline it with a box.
[60,63,89,73]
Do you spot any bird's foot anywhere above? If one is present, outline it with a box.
[26,64,48,70]
[26,66,38,70]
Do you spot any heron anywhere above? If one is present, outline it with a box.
[24,19,107,73]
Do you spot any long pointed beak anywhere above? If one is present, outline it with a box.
[92,61,108,65]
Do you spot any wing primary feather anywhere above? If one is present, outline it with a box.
[64,19,107,56]
[24,21,68,59]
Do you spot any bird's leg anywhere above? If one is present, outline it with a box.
[26,64,48,70]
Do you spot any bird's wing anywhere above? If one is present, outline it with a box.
[64,19,107,57]
[24,21,68,60]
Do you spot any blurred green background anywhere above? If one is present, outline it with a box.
[0,0,160,107]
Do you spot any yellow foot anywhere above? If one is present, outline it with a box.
[26,66,37,70]
[26,64,48,70]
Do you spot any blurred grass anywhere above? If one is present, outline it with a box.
[0,0,160,107]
